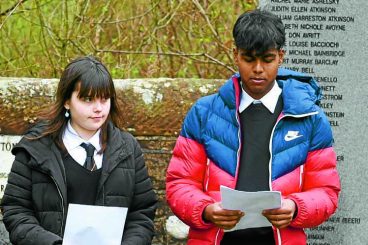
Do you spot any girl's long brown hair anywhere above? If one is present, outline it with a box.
[36,56,122,153]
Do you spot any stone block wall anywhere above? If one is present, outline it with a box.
[0,77,225,244]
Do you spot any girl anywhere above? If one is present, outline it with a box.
[1,56,157,245]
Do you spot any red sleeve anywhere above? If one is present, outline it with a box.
[166,136,215,229]
[288,147,340,228]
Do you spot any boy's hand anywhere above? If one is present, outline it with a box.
[203,202,244,230]
[262,199,297,229]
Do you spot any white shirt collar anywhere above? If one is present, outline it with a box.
[62,120,101,153]
[239,81,282,113]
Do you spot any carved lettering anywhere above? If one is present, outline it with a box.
[310,41,339,48]
[288,49,312,56]
[271,0,291,3]
[0,142,16,152]
[312,0,339,4]
[294,15,326,21]
[308,234,325,240]
[314,59,338,65]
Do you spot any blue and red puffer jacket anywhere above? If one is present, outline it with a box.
[166,68,340,245]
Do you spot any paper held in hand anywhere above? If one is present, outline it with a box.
[220,185,281,232]
[62,204,128,245]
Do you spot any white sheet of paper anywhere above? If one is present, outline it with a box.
[62,204,128,245]
[220,185,281,232]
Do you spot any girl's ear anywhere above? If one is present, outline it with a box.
[64,100,70,110]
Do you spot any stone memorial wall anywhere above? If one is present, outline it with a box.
[261,0,368,244]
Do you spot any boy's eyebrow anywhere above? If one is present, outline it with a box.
[239,50,254,56]
[240,50,277,58]
[261,53,277,57]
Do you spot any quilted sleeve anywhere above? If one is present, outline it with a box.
[121,136,157,245]
[1,150,62,245]
[288,109,341,228]
[166,103,215,229]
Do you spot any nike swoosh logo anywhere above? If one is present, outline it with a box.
[284,135,303,141]
[284,131,303,141]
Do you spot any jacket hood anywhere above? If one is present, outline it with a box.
[277,68,321,115]
[12,122,68,201]
[13,121,55,165]
[219,68,321,115]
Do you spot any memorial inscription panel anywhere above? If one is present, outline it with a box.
[263,0,368,244]
[0,136,21,198]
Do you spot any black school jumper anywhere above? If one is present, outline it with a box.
[221,96,283,245]
[63,154,102,205]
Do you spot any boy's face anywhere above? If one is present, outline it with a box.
[234,48,284,100]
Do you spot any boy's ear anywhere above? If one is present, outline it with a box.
[278,49,285,65]
[233,48,239,65]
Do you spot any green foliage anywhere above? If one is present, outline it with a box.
[0,0,258,79]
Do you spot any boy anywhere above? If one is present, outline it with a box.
[166,9,340,245]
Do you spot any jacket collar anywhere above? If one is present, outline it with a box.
[102,122,132,172]
[97,122,132,195]
[218,68,320,116]
[239,81,281,113]
[13,121,133,202]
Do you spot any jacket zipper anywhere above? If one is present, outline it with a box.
[50,175,65,235]
[102,185,105,204]
[215,229,221,245]
[215,104,243,245]
[299,165,304,190]
[268,111,318,245]
[205,158,221,244]
[234,106,242,184]
[37,169,65,236]
[205,158,210,192]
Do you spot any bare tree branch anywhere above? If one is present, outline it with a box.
[35,0,57,75]
[0,0,26,30]
[191,0,219,41]
[0,0,257,78]
[0,0,27,16]
[95,48,236,73]
[190,0,232,60]
[80,1,160,25]
[96,48,203,57]
[203,53,236,73]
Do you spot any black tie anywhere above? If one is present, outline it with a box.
[80,143,96,171]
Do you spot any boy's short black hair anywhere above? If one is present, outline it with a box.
[232,9,286,54]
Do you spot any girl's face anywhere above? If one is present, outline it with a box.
[64,89,111,140]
